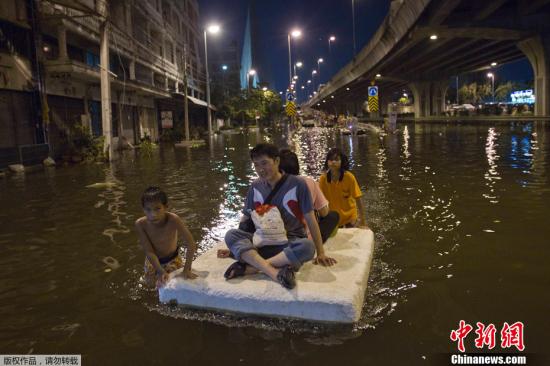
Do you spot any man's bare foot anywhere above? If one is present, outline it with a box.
[217,249,231,258]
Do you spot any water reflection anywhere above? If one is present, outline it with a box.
[96,168,131,243]
[483,127,500,204]
[2,122,549,362]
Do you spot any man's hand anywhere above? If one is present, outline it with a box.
[313,253,337,266]
[182,269,198,280]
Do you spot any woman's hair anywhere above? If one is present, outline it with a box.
[279,148,300,175]
[323,148,349,182]
[141,186,168,207]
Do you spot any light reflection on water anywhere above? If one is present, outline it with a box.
[0,122,549,364]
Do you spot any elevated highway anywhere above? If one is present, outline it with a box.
[307,0,550,118]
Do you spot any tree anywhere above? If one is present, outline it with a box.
[218,88,283,126]
[458,82,491,104]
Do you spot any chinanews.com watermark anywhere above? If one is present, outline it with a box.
[450,354,526,365]
[447,320,529,365]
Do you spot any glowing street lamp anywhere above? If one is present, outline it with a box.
[247,69,256,91]
[294,61,303,78]
[317,58,324,84]
[328,35,336,54]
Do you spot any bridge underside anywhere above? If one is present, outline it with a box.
[310,0,550,118]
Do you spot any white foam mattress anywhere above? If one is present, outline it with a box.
[159,228,375,323]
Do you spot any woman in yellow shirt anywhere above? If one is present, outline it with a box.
[319,148,368,228]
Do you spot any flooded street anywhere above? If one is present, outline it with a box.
[1,122,549,365]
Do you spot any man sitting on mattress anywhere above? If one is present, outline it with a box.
[222,143,337,289]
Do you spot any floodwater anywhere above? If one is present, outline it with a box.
[0,122,549,365]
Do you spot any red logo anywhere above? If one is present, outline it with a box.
[450,321,525,352]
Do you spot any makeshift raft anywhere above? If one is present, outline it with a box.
[159,228,375,323]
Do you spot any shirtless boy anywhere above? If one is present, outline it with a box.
[135,186,197,287]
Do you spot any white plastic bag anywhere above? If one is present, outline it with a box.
[250,205,287,247]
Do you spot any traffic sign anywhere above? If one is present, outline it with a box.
[368,85,379,112]
[368,86,378,97]
[286,101,297,116]
[286,92,295,102]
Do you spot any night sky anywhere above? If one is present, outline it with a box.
[198,0,533,93]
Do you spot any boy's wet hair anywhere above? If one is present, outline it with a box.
[323,148,350,182]
[250,143,280,161]
[141,186,168,207]
[279,148,299,175]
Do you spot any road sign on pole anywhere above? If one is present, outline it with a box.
[368,86,379,112]
[286,92,295,102]
[286,101,297,117]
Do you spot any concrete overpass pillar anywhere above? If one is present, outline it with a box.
[57,25,68,60]
[431,81,448,116]
[409,82,429,118]
[409,81,448,118]
[518,35,550,117]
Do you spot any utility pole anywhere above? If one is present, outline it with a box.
[97,0,113,161]
[183,44,190,141]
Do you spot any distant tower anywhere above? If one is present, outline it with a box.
[240,0,259,89]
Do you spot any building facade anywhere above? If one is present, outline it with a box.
[1,0,207,166]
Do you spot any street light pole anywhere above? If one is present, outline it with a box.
[352,0,357,56]
[203,30,212,135]
[287,34,292,87]
[288,29,301,88]
[203,24,221,136]
[317,58,323,85]
[248,69,256,93]
[328,35,335,54]
[487,72,495,103]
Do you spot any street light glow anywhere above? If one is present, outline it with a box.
[307,80,311,84]
[491,62,497,66]
[221,65,228,70]
[207,24,221,34]
[376,73,381,78]
[262,87,268,91]
[279,91,283,95]
[318,58,324,63]
[329,36,336,41]
[430,34,438,40]
[487,72,494,78]
[293,75,298,80]
[291,29,302,38]
[312,70,317,75]
[301,86,305,89]
[296,61,303,67]
[346,87,350,90]
[248,69,256,75]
